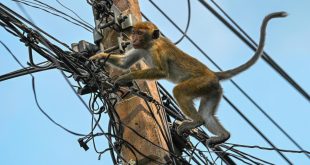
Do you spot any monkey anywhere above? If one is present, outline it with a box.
[90,12,287,146]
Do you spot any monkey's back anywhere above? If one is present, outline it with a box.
[155,37,215,83]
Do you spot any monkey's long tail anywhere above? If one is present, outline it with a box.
[215,12,287,80]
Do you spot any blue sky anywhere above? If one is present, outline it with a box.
[0,0,309,164]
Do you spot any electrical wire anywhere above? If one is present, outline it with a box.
[0,3,72,50]
[55,0,94,29]
[12,0,92,32]
[221,145,275,165]
[223,96,292,164]
[0,40,86,136]
[15,0,34,23]
[174,0,191,45]
[225,142,310,155]
[0,6,128,163]
[25,0,93,31]
[1,3,156,164]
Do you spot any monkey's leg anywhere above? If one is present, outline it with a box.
[173,77,213,135]
[198,91,230,147]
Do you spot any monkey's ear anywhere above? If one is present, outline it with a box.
[152,29,160,39]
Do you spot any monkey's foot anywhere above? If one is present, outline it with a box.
[205,134,230,148]
[177,120,204,135]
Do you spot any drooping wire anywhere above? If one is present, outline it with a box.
[214,144,275,165]
[55,0,94,29]
[223,96,293,164]
[12,0,92,32]
[220,145,275,165]
[12,0,95,116]
[224,142,310,155]
[30,0,93,31]
[0,40,86,136]
[1,3,166,164]
[1,5,129,163]
[174,0,191,45]
[1,3,72,50]
[15,0,34,23]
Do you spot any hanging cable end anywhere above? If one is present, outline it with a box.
[78,138,89,151]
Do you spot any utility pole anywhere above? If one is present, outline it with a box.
[91,0,172,164]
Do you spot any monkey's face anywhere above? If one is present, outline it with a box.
[132,29,151,49]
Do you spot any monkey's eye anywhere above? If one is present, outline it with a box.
[132,30,144,35]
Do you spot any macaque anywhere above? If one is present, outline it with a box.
[90,12,287,146]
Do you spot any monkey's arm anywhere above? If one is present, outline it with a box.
[89,49,146,69]
[116,67,167,84]
[116,52,169,84]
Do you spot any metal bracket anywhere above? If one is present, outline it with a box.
[97,5,136,31]
[92,4,136,51]
[71,40,99,57]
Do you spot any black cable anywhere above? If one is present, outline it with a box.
[223,96,292,164]
[183,150,203,165]
[0,40,86,136]
[226,154,252,165]
[199,0,309,102]
[174,0,191,45]
[55,0,94,29]
[188,142,202,164]
[31,76,86,136]
[1,6,127,162]
[12,0,92,32]
[204,147,216,164]
[1,3,133,163]
[112,121,190,164]
[216,145,274,165]
[221,145,275,165]
[99,132,166,165]
[146,1,293,164]
[16,0,93,31]
[15,0,34,23]
[0,3,72,50]
[225,142,310,155]
[42,35,128,165]
[107,120,119,164]
[0,21,19,37]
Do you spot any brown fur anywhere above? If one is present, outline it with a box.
[90,12,287,146]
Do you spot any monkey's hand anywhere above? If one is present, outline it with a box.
[89,52,109,60]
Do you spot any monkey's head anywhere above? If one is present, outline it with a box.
[131,21,160,49]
